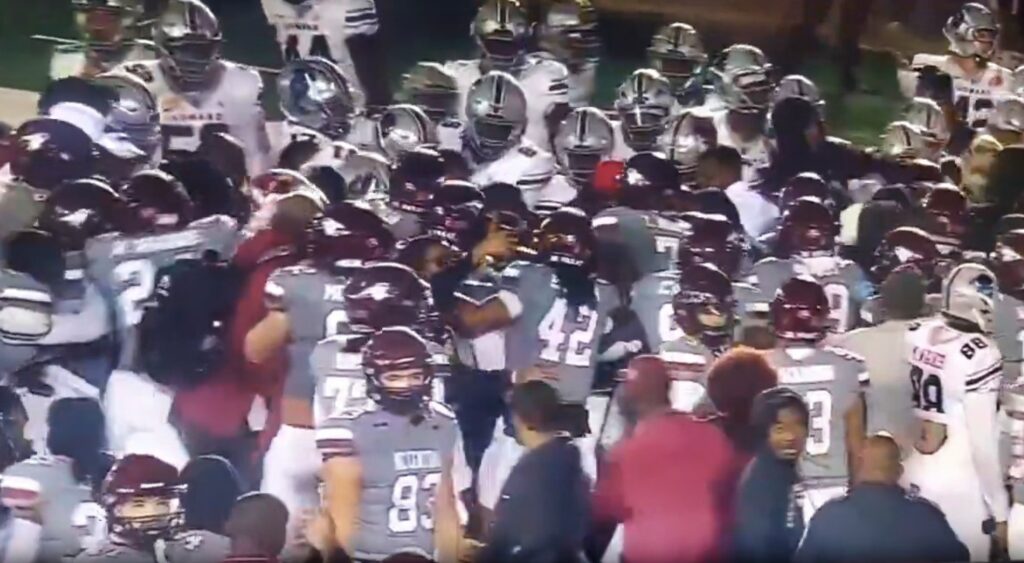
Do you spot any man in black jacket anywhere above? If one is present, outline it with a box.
[796,434,968,562]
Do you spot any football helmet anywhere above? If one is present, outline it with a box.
[483,182,538,260]
[777,197,837,258]
[989,96,1024,135]
[465,71,527,161]
[770,275,830,341]
[121,170,194,233]
[944,2,999,60]
[993,229,1024,298]
[880,121,928,161]
[553,107,615,187]
[93,73,161,161]
[676,212,745,279]
[647,22,707,90]
[278,58,355,140]
[537,207,594,268]
[922,184,969,248]
[472,0,530,70]
[673,263,735,348]
[322,202,395,257]
[772,74,823,111]
[941,263,997,333]
[305,215,386,269]
[537,0,601,68]
[658,112,711,182]
[0,269,54,343]
[779,172,831,212]
[363,326,435,414]
[101,454,184,546]
[389,146,446,215]
[72,0,141,57]
[375,104,436,161]
[713,44,774,114]
[615,69,675,152]
[904,97,950,161]
[344,263,431,334]
[5,229,66,289]
[38,177,124,250]
[10,117,96,192]
[154,0,222,91]
[872,226,940,284]
[250,168,326,212]
[340,151,391,211]
[620,152,680,211]
[400,62,460,123]
[424,180,487,250]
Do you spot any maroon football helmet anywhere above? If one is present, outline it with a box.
[922,184,969,249]
[10,117,96,192]
[620,152,681,211]
[38,177,125,250]
[482,182,537,262]
[363,326,435,414]
[777,197,837,258]
[424,180,487,251]
[770,276,831,341]
[323,202,395,257]
[779,172,831,211]
[537,207,595,268]
[993,229,1024,299]
[305,217,386,269]
[101,454,184,546]
[872,226,939,285]
[121,170,194,234]
[673,263,736,350]
[343,263,431,334]
[676,212,745,279]
[389,146,446,215]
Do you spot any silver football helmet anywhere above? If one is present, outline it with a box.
[0,272,54,344]
[154,0,222,91]
[554,107,614,187]
[615,68,675,152]
[989,96,1024,134]
[472,0,530,71]
[400,62,460,123]
[375,104,437,161]
[278,58,355,140]
[944,2,999,60]
[340,151,391,214]
[72,0,142,53]
[465,71,527,161]
[941,263,997,334]
[647,22,707,90]
[537,0,601,68]
[904,97,950,160]
[93,72,161,160]
[773,74,823,110]
[712,44,774,114]
[658,112,710,182]
[880,121,928,161]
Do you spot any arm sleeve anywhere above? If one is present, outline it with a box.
[36,282,111,344]
[590,452,626,526]
[964,389,1011,522]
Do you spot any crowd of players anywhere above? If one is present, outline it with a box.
[4,0,1024,560]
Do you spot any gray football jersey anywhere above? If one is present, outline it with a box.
[84,215,239,369]
[266,265,354,402]
[750,256,871,334]
[73,540,155,563]
[499,261,618,403]
[764,346,868,486]
[453,272,505,369]
[164,530,230,563]
[0,269,50,376]
[3,455,98,561]
[316,401,457,561]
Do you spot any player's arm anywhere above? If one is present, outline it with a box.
[244,277,291,365]
[344,0,392,110]
[449,293,520,339]
[318,425,364,552]
[434,457,461,562]
[964,357,1011,528]
[35,282,111,345]
[435,229,520,338]
[843,392,867,479]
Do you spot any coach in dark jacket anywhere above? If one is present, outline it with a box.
[795,435,967,562]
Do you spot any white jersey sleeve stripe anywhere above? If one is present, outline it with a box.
[965,363,1002,392]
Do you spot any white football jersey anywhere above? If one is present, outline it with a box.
[906,318,1002,427]
[111,59,270,174]
[49,43,156,80]
[532,173,579,215]
[712,109,773,183]
[467,139,556,210]
[445,55,570,152]
[910,53,1013,129]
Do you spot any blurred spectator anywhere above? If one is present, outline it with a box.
[705,347,780,455]
[697,146,779,238]
[0,388,32,466]
[836,268,926,453]
[734,387,809,562]
[795,435,968,562]
[592,356,746,563]
[224,492,289,563]
[479,381,589,563]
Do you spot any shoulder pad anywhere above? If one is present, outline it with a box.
[119,61,157,83]
[332,399,374,421]
[527,56,570,80]
[825,135,852,147]
[444,59,477,72]
[428,401,456,419]
[911,53,947,69]
[822,346,866,364]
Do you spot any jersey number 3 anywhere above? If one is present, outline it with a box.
[388,472,441,534]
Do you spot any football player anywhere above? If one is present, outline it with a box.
[545,106,616,215]
[112,0,271,173]
[459,71,557,211]
[658,109,714,186]
[73,454,185,562]
[244,208,392,543]
[387,146,447,239]
[647,22,708,109]
[904,97,953,162]
[4,115,97,194]
[861,226,942,325]
[534,0,601,108]
[615,152,695,266]
[399,61,462,132]
[1,398,108,561]
[921,183,970,257]
[900,2,1012,129]
[52,0,156,80]
[988,229,1024,385]
[315,327,460,561]
[773,74,824,115]
[987,95,1024,146]
[902,264,1008,560]
[763,276,869,519]
[752,197,871,335]
[445,0,569,152]
[611,68,676,160]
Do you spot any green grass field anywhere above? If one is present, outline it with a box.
[0,0,903,146]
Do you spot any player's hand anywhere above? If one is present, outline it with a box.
[994,521,1009,559]
[302,508,334,555]
[472,227,515,267]
[458,538,484,562]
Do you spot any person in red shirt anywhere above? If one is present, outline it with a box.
[592,355,748,563]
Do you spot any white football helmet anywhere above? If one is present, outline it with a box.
[657,112,709,181]
[647,22,707,89]
[472,0,530,70]
[465,71,527,160]
[374,104,436,161]
[154,0,222,91]
[944,2,999,60]
[712,44,774,114]
[990,96,1024,134]
[537,0,601,67]
[278,58,355,140]
[400,62,460,123]
[553,106,614,187]
[773,74,823,111]
[93,72,161,161]
[615,68,675,152]
[880,121,928,161]
[941,263,997,334]
[0,272,54,343]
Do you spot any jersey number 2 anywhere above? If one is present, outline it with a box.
[539,299,598,368]
[113,259,157,327]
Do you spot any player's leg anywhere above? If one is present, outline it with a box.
[260,424,320,546]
